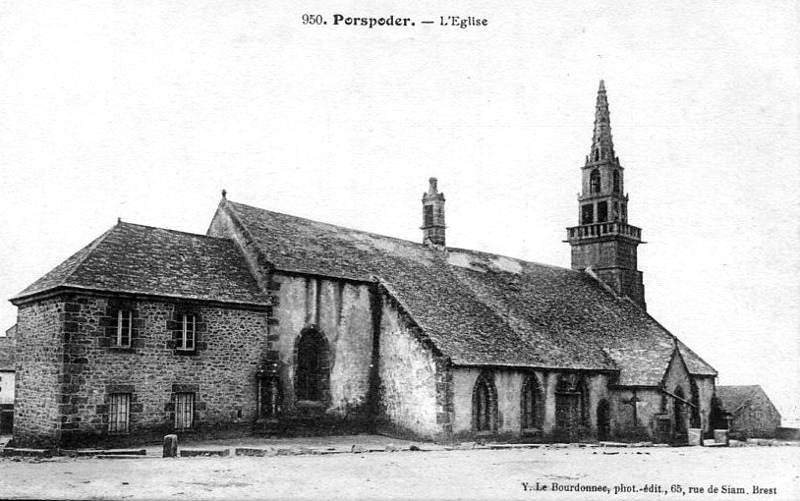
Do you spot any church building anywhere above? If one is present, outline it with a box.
[9,82,717,447]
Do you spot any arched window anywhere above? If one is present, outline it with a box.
[472,372,497,432]
[294,328,329,402]
[520,375,543,431]
[612,171,621,194]
[590,169,601,194]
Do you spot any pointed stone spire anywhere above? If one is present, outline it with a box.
[589,80,615,164]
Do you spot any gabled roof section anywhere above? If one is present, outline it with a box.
[716,385,776,416]
[220,199,715,383]
[12,222,269,307]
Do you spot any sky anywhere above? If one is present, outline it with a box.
[0,1,798,423]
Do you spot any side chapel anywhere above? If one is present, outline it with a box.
[9,81,717,447]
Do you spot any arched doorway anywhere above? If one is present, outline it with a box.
[597,399,611,441]
[689,379,701,428]
[472,372,497,432]
[294,328,330,403]
[673,386,687,444]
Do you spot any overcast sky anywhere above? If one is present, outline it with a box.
[1,1,798,422]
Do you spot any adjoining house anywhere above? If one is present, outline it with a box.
[0,324,16,434]
[716,385,781,439]
[8,82,717,448]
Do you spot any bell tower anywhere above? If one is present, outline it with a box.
[421,177,446,247]
[566,81,646,309]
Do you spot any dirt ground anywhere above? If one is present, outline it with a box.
[0,436,797,500]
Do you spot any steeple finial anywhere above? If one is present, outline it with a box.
[590,79,615,164]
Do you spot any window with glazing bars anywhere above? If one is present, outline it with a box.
[178,314,196,351]
[116,310,132,347]
[108,393,130,434]
[174,392,194,430]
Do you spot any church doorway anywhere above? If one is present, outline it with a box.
[294,328,329,404]
[673,386,687,444]
[597,399,611,441]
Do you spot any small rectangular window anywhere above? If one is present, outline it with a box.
[597,202,608,223]
[581,204,594,225]
[108,393,131,434]
[174,392,195,430]
[178,314,196,351]
[423,205,433,227]
[116,310,132,348]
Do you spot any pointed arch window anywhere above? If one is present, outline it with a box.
[294,328,330,403]
[590,169,601,194]
[521,375,544,432]
[472,372,498,432]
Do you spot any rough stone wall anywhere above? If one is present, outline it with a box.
[376,301,439,439]
[271,273,374,419]
[14,293,269,447]
[12,298,64,446]
[731,391,781,438]
[609,388,660,441]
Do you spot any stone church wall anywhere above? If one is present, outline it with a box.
[376,301,439,439]
[270,273,374,419]
[13,293,269,447]
[12,298,63,446]
[450,368,610,441]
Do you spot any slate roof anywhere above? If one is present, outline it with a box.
[12,222,268,307]
[218,200,716,385]
[716,385,771,416]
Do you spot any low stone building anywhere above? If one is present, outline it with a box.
[0,324,16,433]
[716,385,781,439]
[9,82,717,448]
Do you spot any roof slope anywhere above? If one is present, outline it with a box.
[13,222,268,306]
[220,200,716,384]
[716,385,770,415]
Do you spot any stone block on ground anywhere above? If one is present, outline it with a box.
[235,448,276,457]
[179,449,230,458]
[688,428,703,446]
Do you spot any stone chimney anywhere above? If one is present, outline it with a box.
[421,177,446,247]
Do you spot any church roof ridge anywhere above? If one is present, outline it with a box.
[12,221,268,306]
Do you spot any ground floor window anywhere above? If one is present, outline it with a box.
[108,393,131,434]
[520,375,543,431]
[472,372,497,432]
[174,392,195,431]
